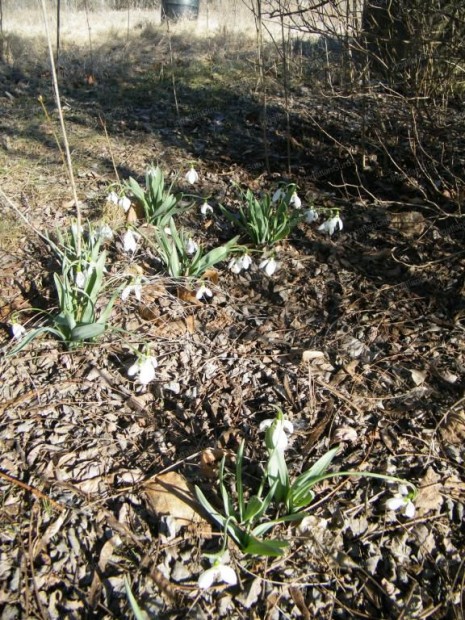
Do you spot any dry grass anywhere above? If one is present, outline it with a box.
[0,2,265,44]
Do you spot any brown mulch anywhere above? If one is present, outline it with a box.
[1,22,465,620]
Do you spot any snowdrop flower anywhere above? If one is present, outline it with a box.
[196,284,213,300]
[107,191,119,205]
[10,323,26,341]
[197,555,237,590]
[75,271,86,289]
[260,414,294,452]
[122,229,140,254]
[121,279,142,302]
[128,355,158,386]
[259,257,278,276]
[290,191,302,209]
[386,485,416,518]
[318,214,343,236]
[118,195,131,212]
[200,201,213,216]
[229,254,252,274]
[185,238,199,255]
[305,208,319,224]
[272,187,286,203]
[185,166,199,185]
[95,224,114,241]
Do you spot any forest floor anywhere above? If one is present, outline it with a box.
[0,13,465,620]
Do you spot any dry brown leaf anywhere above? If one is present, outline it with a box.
[200,447,231,478]
[416,467,443,516]
[143,471,207,529]
[389,211,425,237]
[440,410,465,445]
[177,286,202,305]
[410,368,427,386]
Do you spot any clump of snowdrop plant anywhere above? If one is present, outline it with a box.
[152,218,239,279]
[221,184,303,247]
[126,165,188,227]
[196,407,417,558]
[8,222,120,355]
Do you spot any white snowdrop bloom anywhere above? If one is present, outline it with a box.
[197,558,237,590]
[259,257,278,276]
[95,224,114,241]
[185,238,199,255]
[118,195,132,212]
[386,485,416,518]
[305,208,319,224]
[11,323,26,341]
[71,222,84,237]
[121,281,142,302]
[185,167,199,185]
[200,201,213,216]
[229,257,242,274]
[128,355,158,386]
[290,191,302,209]
[241,254,252,270]
[75,271,86,289]
[272,187,285,203]
[229,254,252,274]
[122,229,140,254]
[196,284,213,300]
[106,191,119,205]
[260,416,294,452]
[318,215,343,236]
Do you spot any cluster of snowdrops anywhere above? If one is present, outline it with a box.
[6,165,417,595]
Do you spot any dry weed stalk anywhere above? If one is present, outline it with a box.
[39,0,82,257]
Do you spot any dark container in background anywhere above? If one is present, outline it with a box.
[161,0,199,20]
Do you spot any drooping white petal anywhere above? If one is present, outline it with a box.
[138,357,157,385]
[185,238,198,255]
[75,271,86,289]
[260,258,278,276]
[241,254,252,270]
[123,230,139,254]
[282,420,294,434]
[259,419,273,431]
[290,192,302,208]
[229,257,242,274]
[403,501,416,519]
[127,362,140,377]
[398,484,409,497]
[118,196,132,212]
[96,224,114,240]
[305,209,319,223]
[11,323,26,341]
[218,565,237,586]
[197,567,217,589]
[200,201,213,215]
[186,167,199,185]
[319,215,343,236]
[272,188,285,203]
[107,191,119,205]
[196,285,213,300]
[385,497,406,512]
